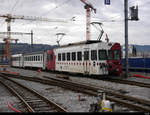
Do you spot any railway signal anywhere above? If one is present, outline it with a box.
[104,0,110,5]
[129,5,139,21]
[80,0,96,41]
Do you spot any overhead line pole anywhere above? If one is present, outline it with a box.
[124,0,129,77]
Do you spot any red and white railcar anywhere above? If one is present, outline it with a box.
[46,40,122,76]
[11,40,122,76]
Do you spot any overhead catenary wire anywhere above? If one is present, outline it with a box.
[10,0,20,14]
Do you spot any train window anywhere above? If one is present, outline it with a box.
[72,52,76,61]
[67,52,70,61]
[91,50,97,60]
[35,56,37,61]
[38,56,40,61]
[98,50,107,60]
[47,54,50,61]
[32,56,33,61]
[108,50,113,60]
[58,53,61,61]
[50,54,53,61]
[84,51,89,60]
[62,53,66,61]
[114,50,121,60]
[77,52,82,61]
[34,56,36,61]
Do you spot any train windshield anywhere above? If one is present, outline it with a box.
[98,50,107,60]
[114,50,121,60]
[108,50,113,60]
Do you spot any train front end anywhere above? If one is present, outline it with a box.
[107,43,122,76]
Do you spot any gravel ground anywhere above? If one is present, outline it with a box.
[0,84,24,112]
[71,76,150,100]
[9,78,98,112]
[1,67,150,112]
[9,78,130,112]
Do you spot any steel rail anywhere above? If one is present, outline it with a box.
[0,74,68,112]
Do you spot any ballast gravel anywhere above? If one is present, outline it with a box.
[1,67,149,112]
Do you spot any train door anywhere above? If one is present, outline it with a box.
[83,48,90,74]
[47,50,56,70]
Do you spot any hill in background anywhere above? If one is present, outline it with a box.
[0,42,150,55]
[0,43,58,55]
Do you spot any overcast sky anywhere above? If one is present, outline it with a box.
[0,0,149,46]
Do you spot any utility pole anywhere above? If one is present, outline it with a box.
[124,0,128,77]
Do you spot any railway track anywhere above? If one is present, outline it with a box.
[102,78,150,88]
[11,67,150,88]
[1,72,150,112]
[56,72,150,89]
[0,74,68,112]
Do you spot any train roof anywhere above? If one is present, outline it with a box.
[56,40,116,49]
[11,54,22,57]
[23,51,45,55]
[57,40,103,49]
[11,51,45,56]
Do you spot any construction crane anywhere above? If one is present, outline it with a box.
[0,31,33,48]
[80,0,96,41]
[0,14,71,63]
[0,37,18,63]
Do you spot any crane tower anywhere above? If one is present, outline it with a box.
[80,0,96,41]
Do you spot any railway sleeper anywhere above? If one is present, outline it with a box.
[29,103,49,107]
[25,100,45,103]
[33,107,54,112]
[24,98,43,101]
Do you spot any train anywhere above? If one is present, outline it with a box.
[11,40,122,76]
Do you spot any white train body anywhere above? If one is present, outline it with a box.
[23,52,46,69]
[11,54,23,67]
[54,41,113,75]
